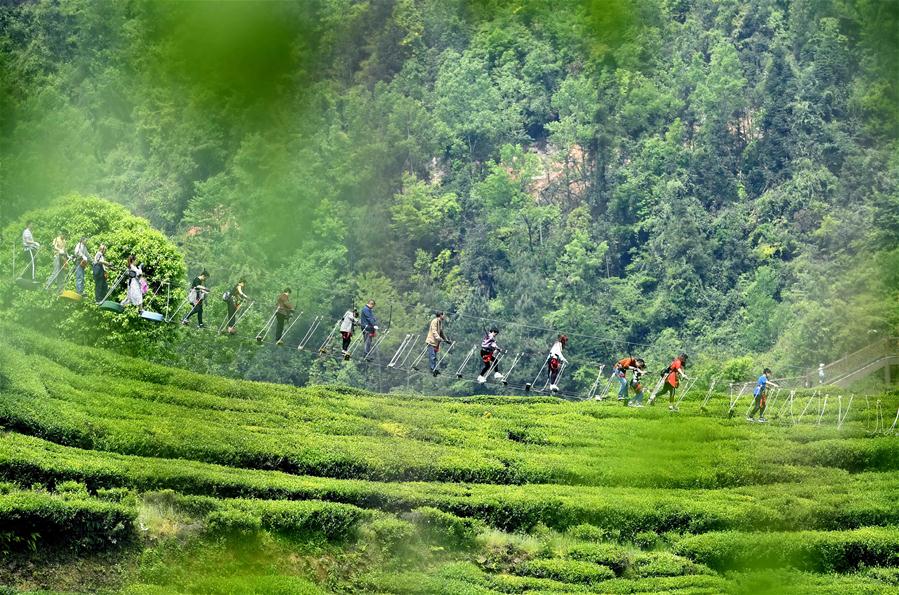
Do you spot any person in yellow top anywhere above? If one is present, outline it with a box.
[426,311,452,377]
[46,232,68,292]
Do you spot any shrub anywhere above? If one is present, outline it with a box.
[633,529,659,549]
[361,516,418,554]
[674,527,899,572]
[515,558,615,584]
[205,508,262,536]
[409,506,485,548]
[0,489,134,551]
[565,543,630,575]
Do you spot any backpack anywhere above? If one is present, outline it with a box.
[481,333,495,350]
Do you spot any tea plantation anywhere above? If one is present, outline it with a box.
[1,322,897,594]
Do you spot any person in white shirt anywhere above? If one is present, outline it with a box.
[339,308,358,355]
[21,221,40,281]
[547,334,569,392]
[120,254,143,309]
[73,237,90,295]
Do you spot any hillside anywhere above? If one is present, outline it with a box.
[1,321,898,593]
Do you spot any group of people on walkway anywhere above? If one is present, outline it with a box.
[21,222,121,304]
[19,224,782,413]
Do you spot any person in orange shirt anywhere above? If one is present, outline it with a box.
[613,356,645,401]
[657,353,689,411]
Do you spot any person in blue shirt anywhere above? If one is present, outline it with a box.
[360,299,378,358]
[747,368,780,423]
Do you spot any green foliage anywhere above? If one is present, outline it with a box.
[0,487,134,552]
[675,527,899,572]
[515,558,615,584]
[409,506,485,548]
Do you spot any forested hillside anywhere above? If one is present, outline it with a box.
[2,0,898,391]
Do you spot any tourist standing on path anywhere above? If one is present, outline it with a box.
[360,300,378,357]
[22,221,40,281]
[73,237,90,295]
[92,244,110,302]
[274,288,294,345]
[340,308,358,355]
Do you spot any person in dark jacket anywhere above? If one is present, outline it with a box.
[92,244,110,302]
[360,300,378,357]
[225,280,249,334]
[182,270,209,327]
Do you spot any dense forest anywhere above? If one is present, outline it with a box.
[1,0,898,393]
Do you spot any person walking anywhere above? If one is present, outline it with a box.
[657,353,689,411]
[92,244,110,302]
[748,368,780,423]
[339,307,358,356]
[477,327,503,383]
[613,356,644,401]
[182,270,210,328]
[225,280,250,334]
[426,312,451,377]
[274,288,294,345]
[627,361,648,407]
[73,237,90,295]
[818,363,825,385]
[360,300,378,358]
[22,221,40,281]
[547,334,569,392]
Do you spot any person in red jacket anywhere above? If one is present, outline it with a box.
[657,353,689,411]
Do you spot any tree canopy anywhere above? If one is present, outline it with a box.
[1,0,897,390]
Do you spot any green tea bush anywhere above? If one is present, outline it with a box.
[514,558,615,584]
[409,506,485,548]
[361,516,418,554]
[234,498,371,540]
[205,508,262,536]
[675,527,899,572]
[629,551,709,578]
[0,489,134,551]
[564,542,630,575]
[3,431,899,539]
[565,524,609,542]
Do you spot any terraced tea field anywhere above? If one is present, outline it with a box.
[1,322,897,593]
